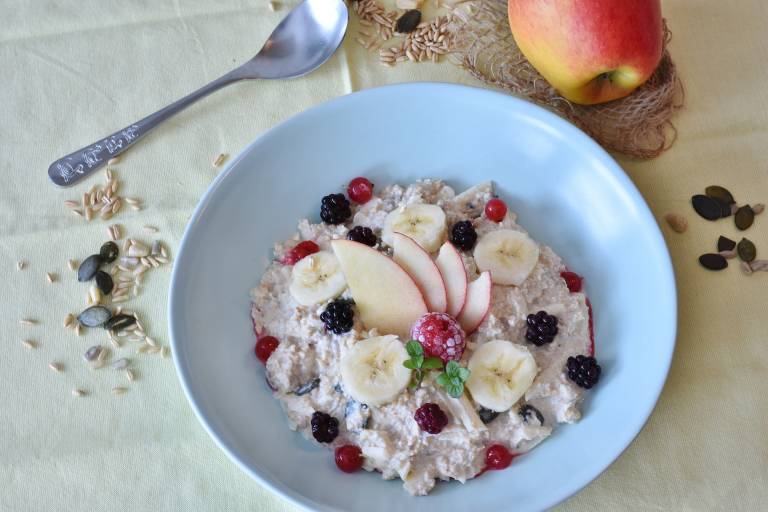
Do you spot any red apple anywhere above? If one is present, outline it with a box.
[457,271,492,334]
[392,232,448,313]
[435,241,468,317]
[508,0,663,105]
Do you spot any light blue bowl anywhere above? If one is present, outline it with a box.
[169,83,677,512]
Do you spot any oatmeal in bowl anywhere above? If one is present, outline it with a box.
[250,177,601,496]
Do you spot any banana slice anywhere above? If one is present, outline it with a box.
[382,204,447,253]
[465,340,537,412]
[340,335,412,406]
[288,251,347,306]
[473,229,540,286]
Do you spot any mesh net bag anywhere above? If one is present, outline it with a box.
[446,0,684,159]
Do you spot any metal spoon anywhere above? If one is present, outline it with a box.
[48,0,348,187]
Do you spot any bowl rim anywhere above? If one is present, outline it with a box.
[168,81,677,512]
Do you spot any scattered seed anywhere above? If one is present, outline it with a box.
[110,358,131,370]
[84,207,94,221]
[127,243,150,258]
[112,386,128,395]
[78,254,103,282]
[17,260,25,271]
[112,296,129,303]
[717,236,736,252]
[160,346,170,359]
[396,9,421,33]
[71,209,84,218]
[95,271,114,295]
[129,204,142,211]
[108,156,120,165]
[105,314,137,332]
[48,362,63,373]
[126,369,136,381]
[20,318,37,326]
[143,225,158,234]
[160,245,168,259]
[719,249,737,259]
[705,185,735,206]
[147,346,161,354]
[72,388,88,397]
[84,345,103,362]
[735,205,755,230]
[75,323,83,336]
[151,240,161,256]
[750,260,768,272]
[64,200,80,209]
[77,306,112,327]
[63,313,75,328]
[68,259,78,271]
[120,256,139,267]
[145,336,157,348]
[108,224,122,241]
[100,241,120,263]
[741,261,753,275]
[22,339,37,349]
[691,195,723,221]
[136,345,150,354]
[699,253,728,271]
[737,238,757,263]
[46,272,56,284]
[267,1,277,11]
[753,204,765,215]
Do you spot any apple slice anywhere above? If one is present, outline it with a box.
[392,232,448,313]
[435,241,468,317]
[457,271,492,334]
[331,239,428,339]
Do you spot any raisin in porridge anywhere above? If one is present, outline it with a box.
[250,178,601,495]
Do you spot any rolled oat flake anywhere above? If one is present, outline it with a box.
[699,253,728,271]
[737,238,757,263]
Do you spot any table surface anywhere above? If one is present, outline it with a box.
[2,0,767,510]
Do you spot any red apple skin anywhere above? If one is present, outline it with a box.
[507,0,663,105]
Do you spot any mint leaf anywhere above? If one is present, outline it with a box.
[457,367,471,381]
[405,341,423,358]
[435,373,451,388]
[403,359,417,370]
[445,382,463,398]
[445,360,460,377]
[422,357,444,370]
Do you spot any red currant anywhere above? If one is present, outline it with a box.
[485,444,514,470]
[347,177,374,204]
[335,444,364,473]
[560,271,583,293]
[484,198,507,222]
[255,336,279,364]
[586,298,595,356]
[282,240,319,265]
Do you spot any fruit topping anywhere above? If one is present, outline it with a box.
[525,311,558,346]
[566,355,601,389]
[410,312,466,363]
[255,335,279,364]
[484,198,507,222]
[414,402,448,434]
[311,411,339,443]
[466,340,537,412]
[485,444,514,470]
[289,251,347,306]
[382,203,447,253]
[340,335,412,406]
[335,444,364,473]
[478,407,499,424]
[347,226,377,246]
[347,177,374,204]
[560,271,583,292]
[473,229,539,286]
[282,240,319,265]
[450,220,477,251]
[519,404,544,425]
[320,299,355,334]
[320,193,352,224]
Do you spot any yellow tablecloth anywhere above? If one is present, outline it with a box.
[2,0,766,510]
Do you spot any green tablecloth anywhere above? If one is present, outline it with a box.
[2,0,767,510]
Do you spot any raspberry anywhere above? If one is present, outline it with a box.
[566,355,601,389]
[311,411,339,443]
[347,226,377,247]
[320,193,352,224]
[450,220,477,251]
[414,403,449,434]
[560,270,583,293]
[335,444,364,473]
[484,198,507,222]
[255,336,279,364]
[282,240,319,265]
[410,312,466,363]
[485,444,515,470]
[347,177,374,204]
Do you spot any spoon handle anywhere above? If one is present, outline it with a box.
[48,69,244,187]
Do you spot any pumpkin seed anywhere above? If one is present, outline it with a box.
[105,314,137,332]
[396,9,421,33]
[99,241,119,263]
[95,270,114,295]
[753,203,765,215]
[77,306,112,327]
[705,185,735,206]
[698,253,728,271]
[715,198,732,218]
[735,205,755,230]
[691,195,722,221]
[293,377,320,396]
[77,254,103,282]
[717,236,736,252]
[737,238,756,263]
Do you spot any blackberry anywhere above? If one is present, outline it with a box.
[320,193,352,224]
[525,311,558,346]
[414,403,448,434]
[478,407,499,424]
[566,355,601,389]
[320,299,355,334]
[519,404,544,425]
[311,411,339,443]
[450,220,477,251]
[347,226,377,247]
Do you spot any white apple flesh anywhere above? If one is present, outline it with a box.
[435,241,468,317]
[331,239,428,339]
[392,232,448,313]
[457,271,492,334]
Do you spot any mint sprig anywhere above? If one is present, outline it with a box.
[403,341,444,388]
[436,360,471,398]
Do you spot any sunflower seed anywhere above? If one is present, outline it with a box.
[17,260,25,270]
[83,345,103,362]
[88,284,103,305]
[212,153,228,167]
[105,314,136,331]
[64,200,79,209]
[110,358,131,370]
[67,259,78,271]
[129,204,142,211]
[719,249,737,259]
[77,306,112,327]
[741,261,753,274]
[136,345,150,354]
[751,260,768,271]
[20,318,37,326]
[143,225,158,234]
[78,254,103,282]
[126,369,135,381]
[161,346,170,359]
[753,204,765,215]
[120,256,139,267]
[22,339,37,349]
[735,205,755,230]
[691,195,723,221]
[75,323,83,336]
[71,209,84,218]
[124,197,141,206]
[737,238,757,263]
[46,272,56,284]
[268,1,277,11]
[127,244,149,258]
[145,336,157,347]
[72,388,87,397]
[699,253,728,271]
[63,313,75,328]
[48,362,63,373]
[717,236,736,252]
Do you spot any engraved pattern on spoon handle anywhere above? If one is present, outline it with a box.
[48,69,245,187]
